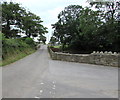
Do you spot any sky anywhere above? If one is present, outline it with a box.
[3,0,89,43]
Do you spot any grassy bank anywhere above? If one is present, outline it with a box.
[0,33,37,66]
[1,48,36,66]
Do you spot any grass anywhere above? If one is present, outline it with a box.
[0,33,37,67]
[0,48,36,66]
[53,45,61,48]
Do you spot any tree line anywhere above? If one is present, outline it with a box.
[50,1,120,53]
[1,2,48,65]
[1,2,47,44]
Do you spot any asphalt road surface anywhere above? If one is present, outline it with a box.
[2,45,118,98]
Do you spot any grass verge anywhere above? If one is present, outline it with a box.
[0,48,36,66]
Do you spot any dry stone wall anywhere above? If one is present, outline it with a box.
[48,47,120,67]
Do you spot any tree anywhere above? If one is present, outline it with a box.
[52,5,102,51]
[52,5,83,49]
[2,2,48,39]
[20,11,48,38]
[89,0,120,22]
[2,2,25,38]
[37,35,46,44]
[50,36,58,46]
[88,0,120,52]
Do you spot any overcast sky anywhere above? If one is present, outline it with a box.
[3,0,89,43]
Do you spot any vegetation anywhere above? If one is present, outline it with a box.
[50,1,120,53]
[0,33,36,66]
[2,1,47,41]
[1,2,48,66]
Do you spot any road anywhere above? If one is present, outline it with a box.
[2,45,118,98]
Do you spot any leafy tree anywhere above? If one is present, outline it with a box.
[37,35,46,44]
[50,36,58,46]
[89,0,120,22]
[2,2,25,38]
[51,4,120,53]
[72,7,103,51]
[52,5,83,49]
[2,2,48,40]
[88,0,120,52]
[21,11,45,38]
[52,5,101,51]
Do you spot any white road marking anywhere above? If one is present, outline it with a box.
[40,90,43,93]
[40,82,44,85]
[34,96,40,98]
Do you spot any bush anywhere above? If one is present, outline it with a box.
[1,36,36,65]
[0,33,5,41]
[25,37,35,46]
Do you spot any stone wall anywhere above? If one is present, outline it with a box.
[48,47,120,67]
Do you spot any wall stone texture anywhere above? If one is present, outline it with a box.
[48,47,120,67]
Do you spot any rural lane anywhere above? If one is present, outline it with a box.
[2,45,118,98]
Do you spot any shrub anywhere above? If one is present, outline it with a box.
[25,37,35,46]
